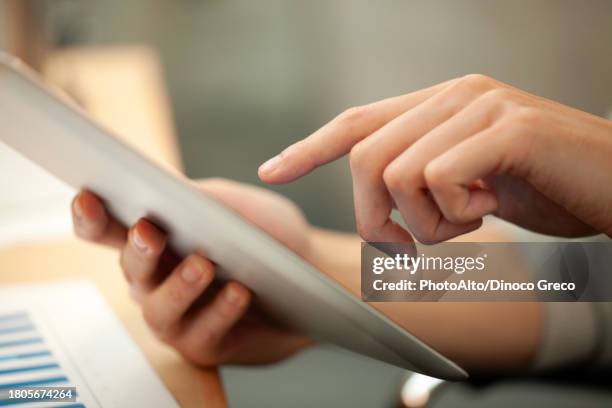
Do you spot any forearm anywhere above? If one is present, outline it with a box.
[308,227,542,372]
[309,227,362,295]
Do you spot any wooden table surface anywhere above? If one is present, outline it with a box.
[0,46,226,407]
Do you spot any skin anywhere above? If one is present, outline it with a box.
[72,178,540,373]
[259,74,612,244]
[72,179,312,366]
[71,74,612,374]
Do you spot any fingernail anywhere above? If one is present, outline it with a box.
[132,227,150,255]
[181,260,203,283]
[225,286,244,306]
[73,197,93,229]
[73,197,85,223]
[258,155,282,174]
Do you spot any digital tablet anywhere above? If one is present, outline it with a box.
[0,53,467,380]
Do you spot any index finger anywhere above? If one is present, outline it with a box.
[258,79,455,184]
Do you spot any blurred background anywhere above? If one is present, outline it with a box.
[1,1,612,407]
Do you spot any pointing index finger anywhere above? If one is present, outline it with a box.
[258,80,454,184]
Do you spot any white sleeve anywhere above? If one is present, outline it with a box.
[532,302,601,370]
[531,237,612,370]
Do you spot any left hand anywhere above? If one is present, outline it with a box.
[71,178,313,366]
[259,74,612,243]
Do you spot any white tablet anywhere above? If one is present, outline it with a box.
[0,53,467,380]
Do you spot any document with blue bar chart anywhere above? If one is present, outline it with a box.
[0,281,178,407]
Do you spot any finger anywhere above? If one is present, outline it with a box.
[424,121,525,224]
[350,76,494,242]
[382,89,507,242]
[179,282,251,361]
[258,79,456,184]
[71,190,127,249]
[119,219,167,292]
[143,254,214,340]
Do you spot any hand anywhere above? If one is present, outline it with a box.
[71,178,312,365]
[259,74,612,243]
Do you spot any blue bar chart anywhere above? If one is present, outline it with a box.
[0,311,85,407]
[0,282,178,407]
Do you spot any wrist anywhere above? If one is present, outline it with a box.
[306,227,362,296]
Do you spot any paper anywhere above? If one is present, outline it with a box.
[0,281,179,407]
[0,142,74,249]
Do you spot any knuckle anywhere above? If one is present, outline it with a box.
[176,347,198,365]
[481,88,514,105]
[142,303,164,335]
[494,115,517,134]
[119,255,148,288]
[444,208,466,224]
[412,229,437,245]
[197,328,219,351]
[382,163,405,191]
[423,161,448,189]
[167,283,185,306]
[336,105,370,127]
[453,73,495,94]
[355,221,368,240]
[348,142,370,172]
[437,74,497,113]
[423,164,465,224]
[355,220,378,242]
[476,89,519,124]
[510,106,541,127]
[217,301,239,320]
[180,344,217,367]
[173,337,197,360]
[460,73,493,88]
[412,219,445,245]
[141,302,176,342]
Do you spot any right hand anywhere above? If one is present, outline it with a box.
[259,75,612,243]
[71,178,312,366]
